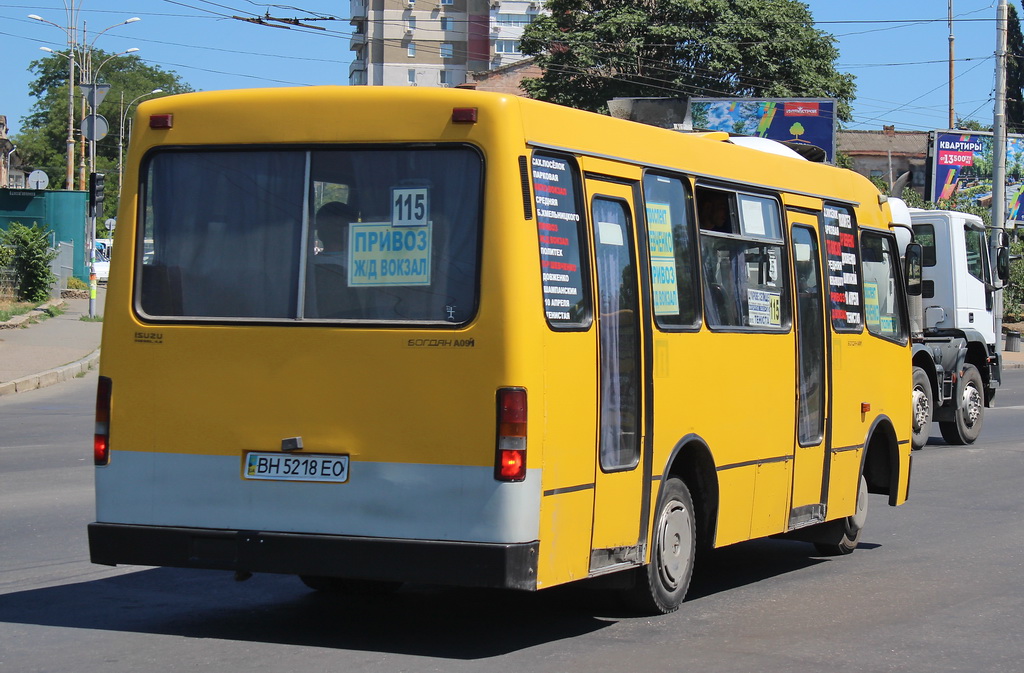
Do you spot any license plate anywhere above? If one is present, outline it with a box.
[243,452,349,483]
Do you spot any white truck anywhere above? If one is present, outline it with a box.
[898,207,1011,449]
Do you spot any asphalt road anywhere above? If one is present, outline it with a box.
[1,370,1023,673]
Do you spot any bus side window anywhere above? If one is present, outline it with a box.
[642,173,700,328]
[696,187,788,330]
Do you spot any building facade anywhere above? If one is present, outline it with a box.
[349,0,540,87]
[837,129,929,199]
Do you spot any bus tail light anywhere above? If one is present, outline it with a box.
[495,387,527,482]
[95,376,112,466]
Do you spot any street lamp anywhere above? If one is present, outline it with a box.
[30,7,140,319]
[83,45,138,320]
[30,13,77,190]
[118,89,162,191]
[4,145,16,188]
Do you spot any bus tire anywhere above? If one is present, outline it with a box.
[624,477,695,614]
[813,475,868,556]
[911,366,932,450]
[938,363,984,445]
[299,575,402,595]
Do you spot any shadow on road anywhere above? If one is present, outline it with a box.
[0,537,867,658]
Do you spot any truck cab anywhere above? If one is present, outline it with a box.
[906,208,1007,448]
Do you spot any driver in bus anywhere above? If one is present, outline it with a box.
[312,201,358,318]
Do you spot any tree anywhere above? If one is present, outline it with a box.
[519,0,856,119]
[1007,2,1024,134]
[13,50,192,228]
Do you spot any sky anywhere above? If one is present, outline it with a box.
[0,0,1012,140]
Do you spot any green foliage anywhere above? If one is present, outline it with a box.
[12,50,193,226]
[520,0,856,119]
[1008,3,1024,134]
[66,275,89,290]
[897,186,992,227]
[0,245,13,269]
[1007,238,1024,321]
[955,118,991,132]
[0,223,59,302]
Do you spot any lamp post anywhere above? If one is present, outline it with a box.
[118,89,162,191]
[30,6,140,318]
[83,45,139,319]
[88,48,139,174]
[29,10,78,190]
[4,146,16,188]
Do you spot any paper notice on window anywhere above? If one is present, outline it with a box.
[349,221,432,287]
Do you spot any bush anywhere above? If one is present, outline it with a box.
[66,276,89,290]
[0,222,58,302]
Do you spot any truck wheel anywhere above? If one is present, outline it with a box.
[623,477,695,614]
[911,367,932,450]
[938,363,984,445]
[813,475,868,556]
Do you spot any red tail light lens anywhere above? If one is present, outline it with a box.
[452,107,478,123]
[495,387,527,482]
[94,376,112,465]
[149,114,173,129]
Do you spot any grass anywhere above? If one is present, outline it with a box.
[80,314,104,322]
[0,299,37,322]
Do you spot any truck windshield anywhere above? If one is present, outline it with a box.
[137,145,483,325]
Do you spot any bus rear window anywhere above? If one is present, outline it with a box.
[137,146,483,325]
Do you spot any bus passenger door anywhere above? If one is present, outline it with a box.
[586,185,649,573]
[788,222,830,529]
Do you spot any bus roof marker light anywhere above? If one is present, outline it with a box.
[452,107,478,123]
[150,114,173,129]
[495,387,527,482]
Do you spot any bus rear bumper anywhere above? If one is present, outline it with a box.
[88,523,539,591]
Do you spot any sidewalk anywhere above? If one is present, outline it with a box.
[0,288,105,396]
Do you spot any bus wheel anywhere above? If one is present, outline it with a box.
[938,364,984,445]
[813,475,868,556]
[624,477,695,614]
[911,366,932,450]
[299,576,402,595]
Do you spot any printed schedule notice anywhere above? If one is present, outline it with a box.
[823,205,861,330]
[533,156,585,325]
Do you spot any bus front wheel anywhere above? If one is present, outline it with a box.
[624,477,695,614]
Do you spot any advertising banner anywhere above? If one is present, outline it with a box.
[688,98,838,163]
[929,130,1024,222]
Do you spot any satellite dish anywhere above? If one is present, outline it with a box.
[28,170,49,190]
[105,218,117,231]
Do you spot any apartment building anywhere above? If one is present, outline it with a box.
[349,0,541,87]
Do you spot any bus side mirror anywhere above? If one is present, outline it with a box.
[995,230,1011,283]
[904,242,923,297]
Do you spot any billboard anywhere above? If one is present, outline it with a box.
[929,130,1024,222]
[688,98,838,163]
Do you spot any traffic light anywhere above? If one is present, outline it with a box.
[89,172,105,217]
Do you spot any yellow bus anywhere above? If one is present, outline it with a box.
[89,87,912,613]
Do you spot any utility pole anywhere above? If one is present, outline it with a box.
[949,0,956,128]
[993,0,1008,356]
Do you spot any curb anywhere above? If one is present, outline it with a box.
[0,349,101,397]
